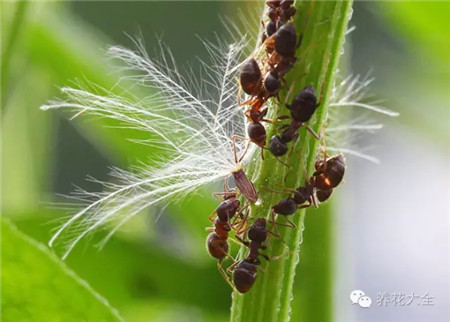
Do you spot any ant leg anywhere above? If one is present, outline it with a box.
[218,260,238,292]
[277,115,291,121]
[298,202,312,210]
[261,186,292,195]
[270,210,282,238]
[208,211,216,222]
[274,157,293,173]
[212,191,236,201]
[226,260,241,274]
[296,33,304,50]
[273,184,296,193]
[284,81,296,106]
[239,140,251,163]
[284,217,297,229]
[205,227,214,232]
[260,253,270,262]
[235,235,250,248]
[261,118,274,124]
[301,123,320,140]
[315,53,332,107]
[232,206,250,234]
[310,194,319,208]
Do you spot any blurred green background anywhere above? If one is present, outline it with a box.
[1,1,449,322]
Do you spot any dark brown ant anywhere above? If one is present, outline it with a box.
[279,0,296,22]
[275,23,297,57]
[232,218,270,293]
[268,85,322,158]
[263,23,301,76]
[206,217,233,287]
[312,153,346,190]
[265,0,281,10]
[270,180,316,229]
[230,217,290,293]
[286,85,321,123]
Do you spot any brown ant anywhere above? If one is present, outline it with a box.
[269,180,316,231]
[206,217,233,287]
[231,217,290,293]
[267,154,346,225]
[268,85,322,158]
[238,60,271,158]
[231,218,270,293]
[263,1,296,40]
[311,153,346,191]
[264,23,301,76]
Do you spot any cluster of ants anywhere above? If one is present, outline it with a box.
[207,0,346,294]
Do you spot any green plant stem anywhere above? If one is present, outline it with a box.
[230,1,353,321]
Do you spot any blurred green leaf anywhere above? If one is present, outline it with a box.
[11,211,232,319]
[373,2,450,141]
[380,2,450,64]
[1,219,122,321]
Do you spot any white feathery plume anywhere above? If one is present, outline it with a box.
[325,73,399,163]
[41,35,253,259]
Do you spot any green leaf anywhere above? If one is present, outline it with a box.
[1,219,123,321]
[230,1,353,321]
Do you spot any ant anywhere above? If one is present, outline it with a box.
[268,85,323,158]
[231,218,270,293]
[268,154,346,225]
[311,153,346,191]
[231,217,290,293]
[264,23,300,77]
[238,59,272,158]
[268,180,316,233]
[206,217,234,288]
[263,1,296,40]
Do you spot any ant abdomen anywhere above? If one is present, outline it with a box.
[288,85,318,123]
[206,232,229,260]
[293,185,314,205]
[314,154,345,190]
[275,23,297,57]
[316,189,333,203]
[269,135,288,157]
[233,259,258,293]
[247,122,267,148]
[240,58,263,96]
[248,218,268,243]
[273,197,297,215]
